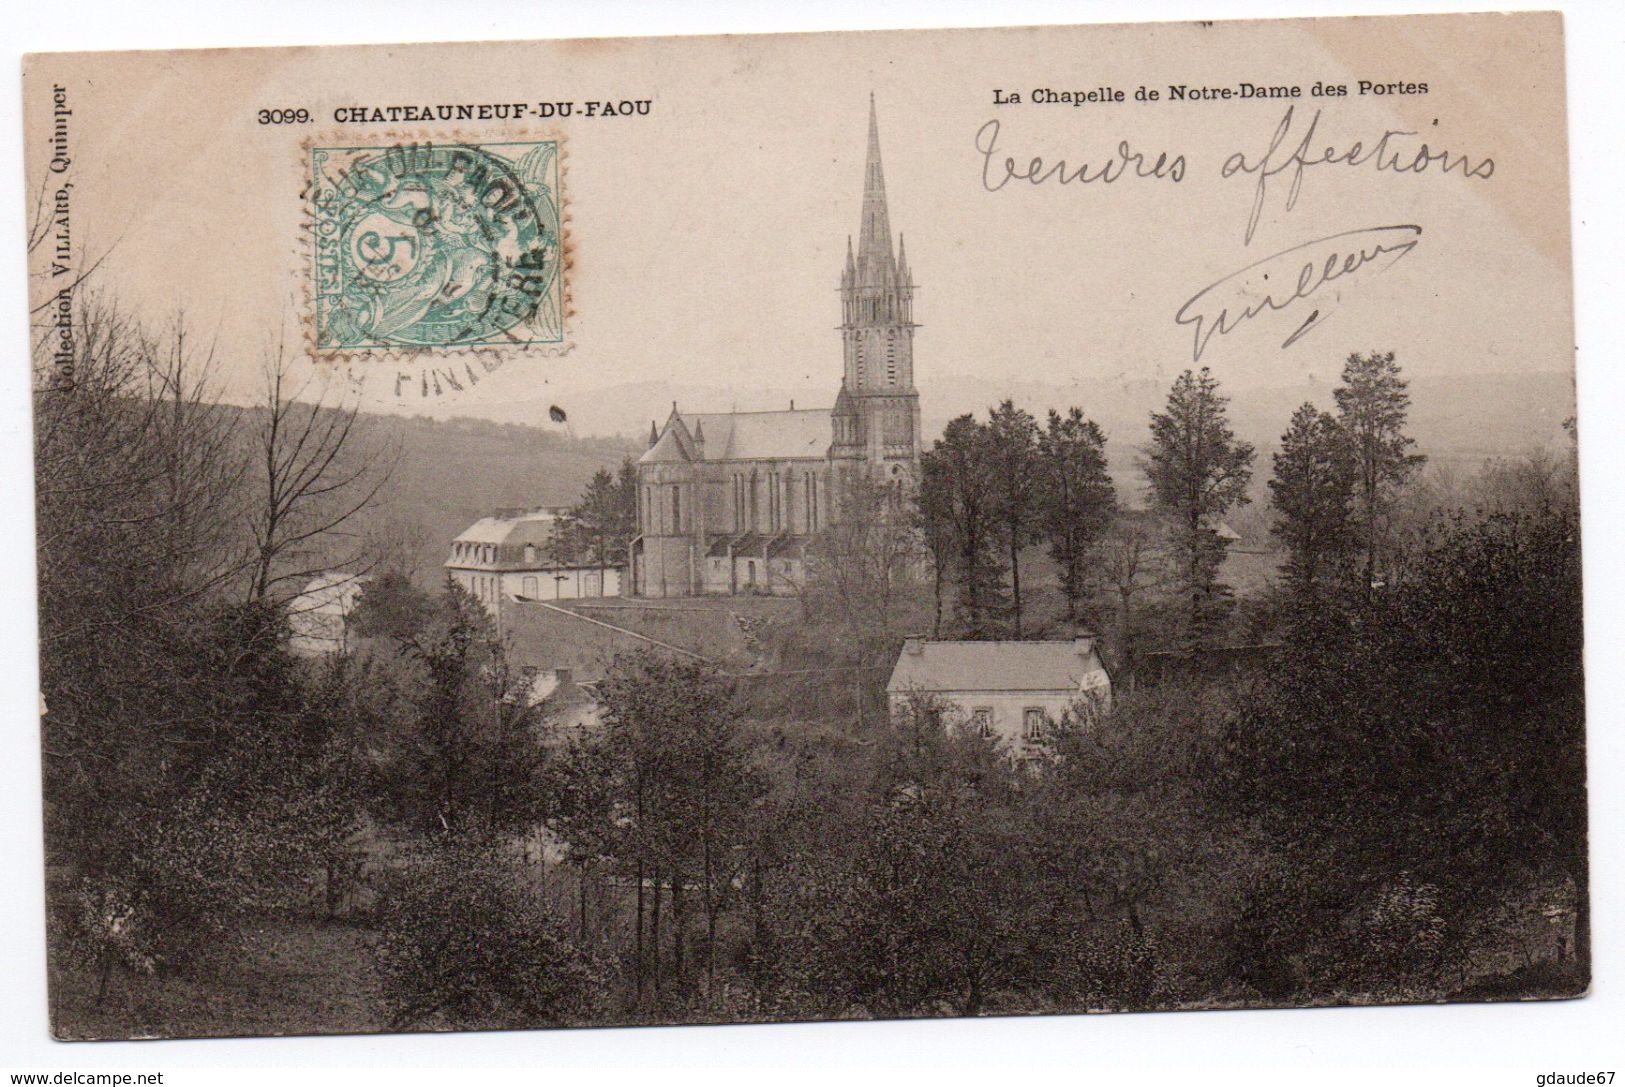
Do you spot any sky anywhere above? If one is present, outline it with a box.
[21,13,1574,436]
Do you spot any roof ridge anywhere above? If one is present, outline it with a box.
[687,406,831,417]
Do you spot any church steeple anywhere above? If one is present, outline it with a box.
[834,96,921,471]
[856,94,895,284]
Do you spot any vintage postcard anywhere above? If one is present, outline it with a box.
[23,11,1583,1040]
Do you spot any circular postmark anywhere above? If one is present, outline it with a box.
[310,140,563,353]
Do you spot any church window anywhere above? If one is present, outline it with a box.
[671,485,682,532]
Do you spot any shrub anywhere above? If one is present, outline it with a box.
[374,837,603,1030]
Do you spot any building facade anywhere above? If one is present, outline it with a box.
[886,637,1113,753]
[630,98,922,598]
[288,571,370,658]
[446,507,623,616]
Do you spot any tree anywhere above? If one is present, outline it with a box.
[1218,498,1585,998]
[984,401,1044,636]
[374,836,602,1030]
[32,302,328,991]
[1144,368,1255,649]
[913,449,958,638]
[596,652,755,1006]
[559,455,640,571]
[773,699,1051,1018]
[245,359,390,605]
[1268,403,1356,602]
[349,567,435,642]
[373,580,549,837]
[919,415,1008,639]
[1334,351,1425,593]
[805,472,923,724]
[1097,510,1166,682]
[1038,408,1116,622]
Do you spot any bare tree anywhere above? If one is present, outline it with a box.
[804,473,924,723]
[244,358,393,605]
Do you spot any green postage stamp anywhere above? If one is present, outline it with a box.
[307,139,565,355]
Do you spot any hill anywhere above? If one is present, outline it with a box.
[459,368,1573,493]
[348,414,638,584]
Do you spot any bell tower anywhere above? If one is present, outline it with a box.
[832,96,922,479]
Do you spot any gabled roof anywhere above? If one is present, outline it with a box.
[641,408,700,464]
[887,638,1108,694]
[832,383,857,416]
[640,407,831,464]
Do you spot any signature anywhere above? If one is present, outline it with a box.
[1223,106,1492,245]
[1175,225,1421,363]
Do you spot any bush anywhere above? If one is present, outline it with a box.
[374,837,603,1030]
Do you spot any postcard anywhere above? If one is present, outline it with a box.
[22,11,1584,1039]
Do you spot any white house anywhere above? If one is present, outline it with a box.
[885,636,1112,750]
[445,506,623,616]
[288,572,371,657]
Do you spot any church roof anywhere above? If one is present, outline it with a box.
[640,408,831,464]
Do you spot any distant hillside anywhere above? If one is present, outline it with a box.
[477,370,1575,465]
[299,368,1570,583]
[353,414,638,583]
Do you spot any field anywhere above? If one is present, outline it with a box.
[51,918,385,1040]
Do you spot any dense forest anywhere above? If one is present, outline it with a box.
[36,299,1585,1036]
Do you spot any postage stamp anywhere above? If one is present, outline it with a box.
[306,138,565,356]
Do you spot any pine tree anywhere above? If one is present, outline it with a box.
[1144,368,1255,649]
[1268,403,1355,602]
[1334,351,1426,592]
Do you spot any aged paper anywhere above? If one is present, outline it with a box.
[23,12,1582,1039]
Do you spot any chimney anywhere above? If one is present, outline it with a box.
[1073,634,1096,658]
[903,636,925,656]
[554,667,573,689]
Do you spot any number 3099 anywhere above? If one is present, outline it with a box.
[257,108,312,124]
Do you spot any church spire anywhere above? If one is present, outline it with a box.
[857,92,894,282]
[837,95,918,415]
